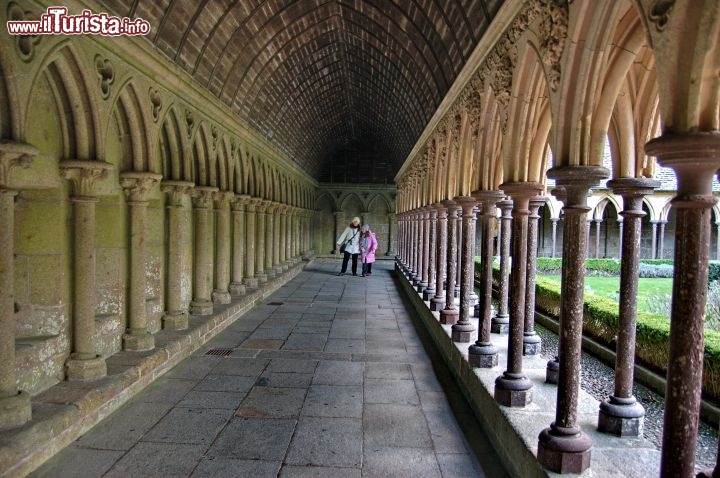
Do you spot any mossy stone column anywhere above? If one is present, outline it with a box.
[120,172,162,351]
[190,186,218,315]
[279,206,288,270]
[422,208,437,301]
[646,133,720,478]
[272,204,282,275]
[60,160,114,381]
[523,196,548,356]
[255,200,268,283]
[452,196,478,342]
[430,204,447,311]
[440,201,459,325]
[537,165,608,474]
[0,142,35,429]
[264,203,276,279]
[468,190,504,368]
[161,180,194,330]
[492,199,512,333]
[212,191,233,304]
[244,199,258,288]
[229,195,249,295]
[598,178,659,437]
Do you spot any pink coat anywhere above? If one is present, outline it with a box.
[360,232,378,263]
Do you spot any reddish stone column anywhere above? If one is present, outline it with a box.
[417,207,430,292]
[440,201,459,324]
[468,191,504,367]
[452,196,478,342]
[646,133,720,478]
[598,178,659,437]
[523,196,548,356]
[430,204,447,311]
[455,212,462,299]
[423,208,438,301]
[412,211,421,284]
[495,182,542,406]
[537,166,608,474]
[492,199,512,333]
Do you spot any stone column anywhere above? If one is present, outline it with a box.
[229,195,249,295]
[285,209,293,267]
[537,165,608,474]
[360,210,370,225]
[161,181,194,330]
[120,172,162,351]
[410,211,419,281]
[650,220,659,259]
[440,201,459,324]
[716,222,720,261]
[551,218,559,258]
[417,208,429,291]
[190,186,218,315]
[495,182,543,407]
[272,204,282,275]
[334,211,344,254]
[255,201,268,283]
[244,199,258,288]
[455,211,462,299]
[617,218,624,259]
[430,204,448,311]
[60,160,114,381]
[646,133,720,478]
[469,205,480,306]
[594,219,602,258]
[451,196,478,342]
[0,142,35,429]
[423,208,438,301]
[264,203,276,279]
[469,191,504,368]
[492,199,512,333]
[598,178,659,437]
[212,191,233,304]
[523,196,548,356]
[658,220,667,259]
[279,206,288,270]
[387,212,396,256]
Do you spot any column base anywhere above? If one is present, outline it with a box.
[422,287,435,301]
[430,297,445,311]
[257,273,268,284]
[163,311,189,330]
[266,269,276,279]
[494,372,533,407]
[245,277,259,288]
[598,396,645,437]
[281,263,289,272]
[473,304,480,318]
[190,299,214,316]
[454,285,460,298]
[537,424,592,474]
[546,358,559,384]
[229,282,246,295]
[469,292,479,307]
[212,289,232,304]
[0,391,32,431]
[416,281,428,293]
[451,321,475,343]
[66,355,107,381]
[523,332,542,356]
[122,331,155,351]
[439,308,459,325]
[468,342,498,368]
[273,265,283,275]
[491,314,509,333]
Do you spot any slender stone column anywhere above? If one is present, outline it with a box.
[120,172,162,351]
[285,209,293,267]
[440,201,459,324]
[716,222,720,261]
[551,218,559,258]
[271,204,282,274]
[255,201,268,283]
[598,178,659,437]
[399,214,407,267]
[264,204,276,279]
[469,205,480,307]
[645,133,720,478]
[360,210,370,225]
[294,210,301,261]
[537,165,608,474]
[334,211,344,254]
[650,220,659,259]
[190,186,218,315]
[455,211,462,299]
[411,211,420,281]
[229,195,248,295]
[617,218,624,259]
[244,199,259,287]
[60,160,114,381]
[161,181,194,330]
[469,191,504,368]
[492,199,512,333]
[279,206,288,270]
[431,204,448,311]
[452,196,478,342]
[495,182,543,406]
[0,142,35,429]
[212,191,233,304]
[594,219,602,258]
[658,220,667,259]
[417,208,429,291]
[523,196,548,356]
[423,208,438,301]
[387,212,396,256]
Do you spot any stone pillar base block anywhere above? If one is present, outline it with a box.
[494,374,533,407]
[416,281,428,293]
[212,290,232,304]
[451,322,475,343]
[282,264,289,271]
[422,288,435,301]
[0,391,31,431]
[257,273,268,284]
[454,286,460,298]
[229,282,246,295]
[491,315,509,333]
[266,270,276,279]
[537,427,592,474]
[123,332,155,352]
[598,398,645,437]
[523,332,542,356]
[523,342,542,356]
[546,359,559,384]
[469,293,479,306]
[439,309,459,325]
[244,278,259,288]
[273,266,283,275]
[163,311,189,330]
[190,300,214,316]
[468,343,499,368]
[430,298,445,311]
[66,355,107,381]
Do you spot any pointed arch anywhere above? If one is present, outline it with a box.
[109,80,150,172]
[158,105,188,181]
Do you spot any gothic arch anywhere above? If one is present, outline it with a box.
[109,80,150,172]
[158,105,189,181]
[216,134,231,191]
[191,123,213,186]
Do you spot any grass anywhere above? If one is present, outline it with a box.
[538,275,673,314]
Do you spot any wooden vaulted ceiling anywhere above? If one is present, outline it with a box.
[103,0,503,181]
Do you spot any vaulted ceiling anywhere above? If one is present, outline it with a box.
[102,0,503,181]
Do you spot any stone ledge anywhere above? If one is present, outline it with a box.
[0,260,308,478]
[395,264,661,478]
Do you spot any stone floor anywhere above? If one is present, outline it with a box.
[29,260,507,478]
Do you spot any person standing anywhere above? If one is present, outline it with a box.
[360,224,378,277]
[336,217,362,276]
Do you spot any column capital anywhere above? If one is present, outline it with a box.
[213,190,235,208]
[120,171,163,203]
[255,198,269,213]
[265,201,278,214]
[231,194,251,211]
[497,199,514,214]
[607,177,661,198]
[0,140,37,188]
[499,181,544,201]
[191,185,219,209]
[59,160,114,198]
[387,212,396,219]
[161,180,195,206]
[546,166,609,207]
[646,132,720,196]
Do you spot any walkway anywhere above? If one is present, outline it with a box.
[29,261,506,478]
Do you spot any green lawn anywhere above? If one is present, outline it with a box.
[538,275,673,314]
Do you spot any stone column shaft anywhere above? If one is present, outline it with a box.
[440,201,459,324]
[212,192,233,304]
[230,196,248,295]
[431,205,448,311]
[594,219,602,258]
[387,213,396,256]
[451,196,478,342]
[272,205,282,273]
[162,181,194,330]
[244,202,258,287]
[255,202,268,282]
[618,220,624,259]
[190,186,218,315]
[659,221,667,259]
[423,209,437,301]
[492,200,512,333]
[651,221,659,259]
[551,218,559,258]
[419,209,430,290]
[523,196,548,356]
[264,206,275,279]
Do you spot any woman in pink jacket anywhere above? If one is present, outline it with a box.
[359,224,378,277]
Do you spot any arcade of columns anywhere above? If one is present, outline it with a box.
[395,0,720,476]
